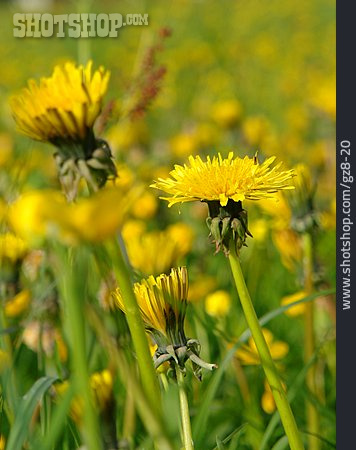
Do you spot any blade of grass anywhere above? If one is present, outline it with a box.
[6,376,58,450]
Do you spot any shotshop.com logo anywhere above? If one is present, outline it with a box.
[13,13,149,38]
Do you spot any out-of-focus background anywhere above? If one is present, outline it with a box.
[0,0,335,448]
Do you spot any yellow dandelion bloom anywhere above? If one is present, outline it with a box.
[4,289,31,318]
[281,291,307,317]
[212,99,242,128]
[151,152,294,207]
[10,61,110,142]
[236,328,289,365]
[122,222,194,276]
[114,267,188,340]
[9,186,136,246]
[0,232,28,263]
[205,290,231,317]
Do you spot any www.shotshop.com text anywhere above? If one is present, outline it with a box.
[339,140,353,310]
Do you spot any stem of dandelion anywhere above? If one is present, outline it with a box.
[302,232,320,450]
[176,365,194,450]
[228,241,304,450]
[61,250,101,450]
[107,239,161,417]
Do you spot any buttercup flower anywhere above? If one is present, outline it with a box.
[151,152,294,253]
[10,61,115,199]
[114,267,217,378]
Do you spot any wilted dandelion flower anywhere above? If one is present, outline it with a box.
[114,267,217,378]
[151,152,294,253]
[10,61,115,199]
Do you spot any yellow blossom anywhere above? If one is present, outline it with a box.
[212,100,242,128]
[261,379,286,414]
[205,290,231,317]
[131,191,158,220]
[171,132,198,158]
[10,61,110,142]
[114,267,188,340]
[281,291,307,317]
[122,223,194,276]
[272,230,302,271]
[242,116,270,146]
[4,289,31,317]
[0,232,28,263]
[236,329,289,365]
[9,186,136,245]
[151,152,294,207]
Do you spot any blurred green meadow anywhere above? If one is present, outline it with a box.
[0,0,335,449]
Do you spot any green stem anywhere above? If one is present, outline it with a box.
[59,249,101,450]
[302,232,320,450]
[228,241,304,450]
[176,365,194,450]
[107,239,161,416]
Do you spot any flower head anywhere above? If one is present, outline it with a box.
[151,152,294,207]
[113,267,217,377]
[10,61,110,142]
[114,267,188,346]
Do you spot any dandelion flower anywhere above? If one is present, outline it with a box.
[113,267,216,377]
[10,61,110,142]
[10,61,115,199]
[151,152,294,253]
[152,152,294,207]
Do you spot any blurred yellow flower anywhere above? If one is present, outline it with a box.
[105,120,148,153]
[122,222,194,276]
[0,232,27,263]
[90,369,114,411]
[10,61,110,142]
[281,291,307,317]
[242,116,270,146]
[55,370,113,423]
[212,100,242,128]
[205,290,231,317]
[236,328,289,365]
[152,152,294,207]
[8,190,67,245]
[171,132,198,157]
[114,267,188,341]
[249,218,268,243]
[188,275,217,302]
[9,186,136,245]
[4,289,31,318]
[131,191,158,220]
[0,435,5,450]
[272,229,302,271]
[261,378,286,414]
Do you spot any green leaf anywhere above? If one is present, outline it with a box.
[6,376,58,450]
